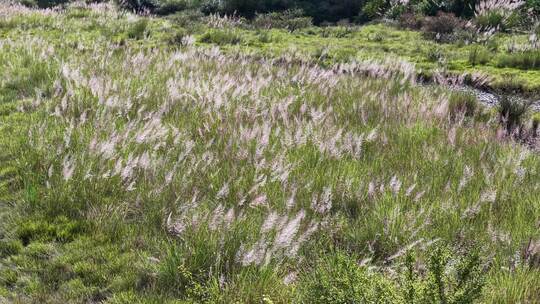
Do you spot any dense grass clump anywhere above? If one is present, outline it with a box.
[199,28,242,45]
[468,46,492,66]
[497,50,540,70]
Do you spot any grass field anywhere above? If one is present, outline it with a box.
[1,3,540,303]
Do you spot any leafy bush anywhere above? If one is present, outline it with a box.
[403,246,486,304]
[415,0,443,16]
[363,0,390,20]
[299,252,403,303]
[496,50,540,70]
[252,9,312,31]
[468,46,492,66]
[199,29,242,45]
[527,0,540,13]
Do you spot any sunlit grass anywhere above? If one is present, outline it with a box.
[0,3,539,303]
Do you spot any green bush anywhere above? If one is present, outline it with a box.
[526,0,540,13]
[299,252,403,303]
[363,0,390,20]
[403,246,486,304]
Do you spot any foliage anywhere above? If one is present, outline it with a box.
[363,0,390,20]
[252,9,312,31]
[299,252,403,303]
[403,246,486,304]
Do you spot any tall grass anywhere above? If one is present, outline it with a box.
[0,3,540,303]
[497,50,540,69]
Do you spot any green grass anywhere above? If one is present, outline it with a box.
[1,3,540,303]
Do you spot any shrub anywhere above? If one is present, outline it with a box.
[252,9,312,31]
[415,0,443,16]
[399,11,423,29]
[448,91,478,119]
[496,50,540,70]
[527,0,540,13]
[403,246,486,304]
[363,0,390,20]
[299,252,403,303]
[422,12,465,41]
[468,46,492,66]
[199,29,242,45]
